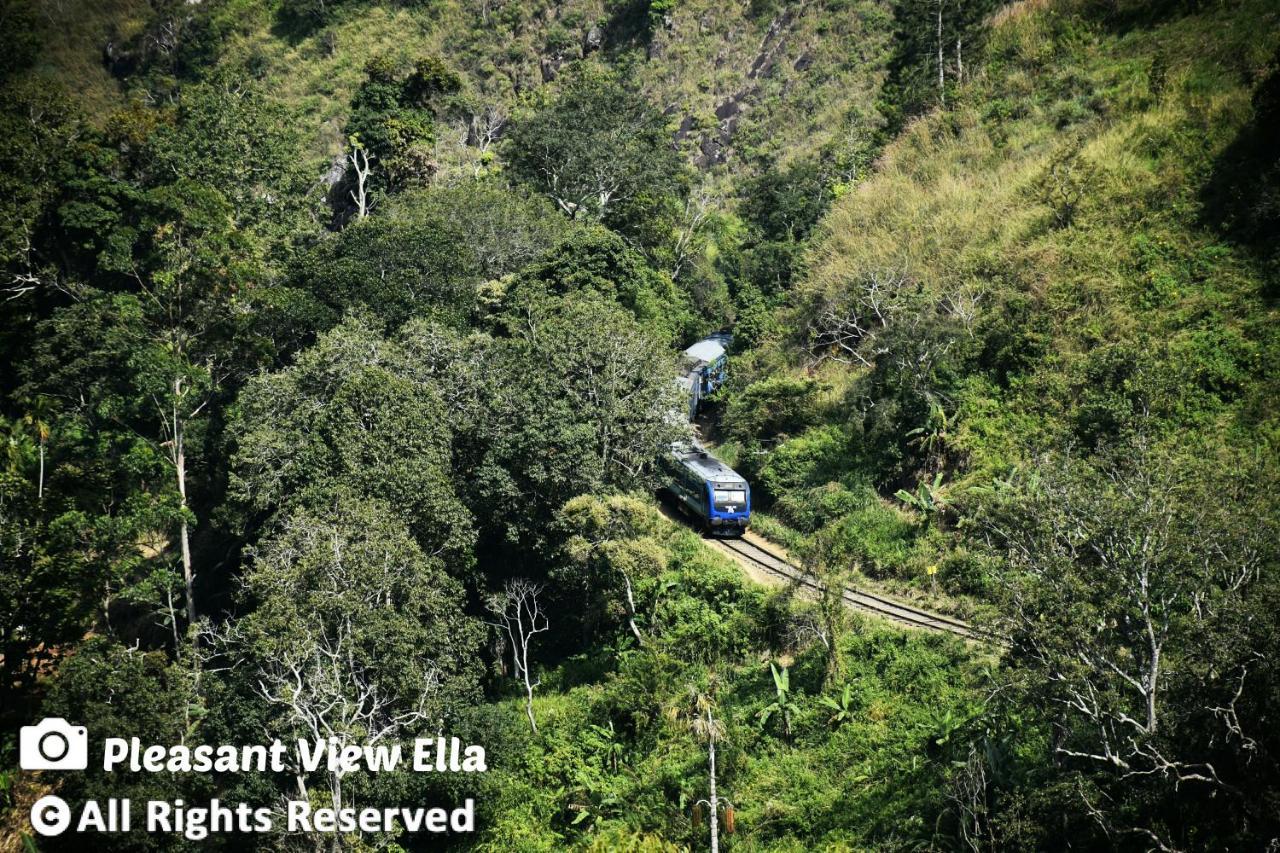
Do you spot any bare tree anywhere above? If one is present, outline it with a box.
[468,104,507,169]
[806,268,913,368]
[941,282,985,337]
[257,622,436,815]
[784,608,831,656]
[668,189,715,281]
[980,446,1275,843]
[937,0,946,107]
[947,743,992,852]
[347,138,374,220]
[487,579,549,734]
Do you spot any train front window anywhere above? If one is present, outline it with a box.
[713,489,746,512]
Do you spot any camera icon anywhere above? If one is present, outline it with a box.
[20,718,89,771]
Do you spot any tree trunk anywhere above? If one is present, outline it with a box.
[708,708,719,853]
[1146,640,1160,733]
[937,0,946,107]
[349,145,372,220]
[621,572,645,647]
[174,386,196,625]
[524,679,538,734]
[37,441,44,500]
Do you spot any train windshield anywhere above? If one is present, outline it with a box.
[713,489,746,513]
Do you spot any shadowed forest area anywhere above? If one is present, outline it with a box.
[1,0,1278,848]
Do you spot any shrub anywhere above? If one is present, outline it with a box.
[773,481,869,533]
[826,497,916,580]
[725,375,825,444]
[757,426,849,496]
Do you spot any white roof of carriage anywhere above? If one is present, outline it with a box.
[683,338,726,365]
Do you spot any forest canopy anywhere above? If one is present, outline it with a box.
[1,0,1278,849]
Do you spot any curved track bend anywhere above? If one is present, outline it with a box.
[710,536,995,643]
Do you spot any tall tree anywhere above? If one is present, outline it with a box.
[124,181,252,625]
[478,293,686,548]
[230,316,475,568]
[977,446,1280,848]
[486,578,549,734]
[504,64,689,243]
[237,494,481,828]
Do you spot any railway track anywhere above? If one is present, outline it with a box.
[711,536,994,643]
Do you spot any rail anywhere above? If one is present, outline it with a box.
[711,536,999,643]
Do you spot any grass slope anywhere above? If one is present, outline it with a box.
[729,0,1280,597]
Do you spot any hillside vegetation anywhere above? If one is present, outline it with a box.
[1,0,1278,849]
[721,0,1280,845]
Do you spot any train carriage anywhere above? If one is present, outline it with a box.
[677,333,731,421]
[664,443,751,536]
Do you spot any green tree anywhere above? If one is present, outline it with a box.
[122,180,256,626]
[503,225,692,342]
[146,81,316,266]
[561,493,669,647]
[230,315,474,568]
[341,55,462,203]
[504,64,689,242]
[40,638,211,852]
[290,203,479,330]
[883,0,999,124]
[239,494,483,818]
[25,178,256,629]
[801,529,856,686]
[732,158,833,297]
[479,294,686,548]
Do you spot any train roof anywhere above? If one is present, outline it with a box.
[670,443,748,484]
[682,334,730,365]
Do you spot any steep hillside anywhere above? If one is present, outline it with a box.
[2,0,1278,850]
[719,0,1280,845]
[727,0,1280,568]
[15,0,895,181]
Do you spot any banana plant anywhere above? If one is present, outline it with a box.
[584,720,624,773]
[905,400,950,463]
[757,663,800,740]
[967,464,1022,497]
[895,472,947,530]
[819,683,857,728]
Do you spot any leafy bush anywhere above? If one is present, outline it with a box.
[757,426,849,498]
[724,375,825,444]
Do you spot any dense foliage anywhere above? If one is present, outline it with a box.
[1,0,1277,850]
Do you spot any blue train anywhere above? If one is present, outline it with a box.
[665,334,751,535]
[664,443,751,536]
[676,332,731,421]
